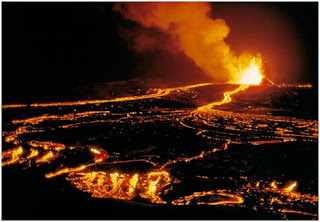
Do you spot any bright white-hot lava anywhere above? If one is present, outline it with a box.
[229,54,264,85]
[237,57,263,85]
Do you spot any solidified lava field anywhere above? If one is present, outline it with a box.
[2,82,318,220]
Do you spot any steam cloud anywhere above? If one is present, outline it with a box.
[114,2,258,83]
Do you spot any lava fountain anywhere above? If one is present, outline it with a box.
[229,54,264,85]
[196,54,265,112]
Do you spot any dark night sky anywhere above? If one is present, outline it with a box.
[2,2,318,104]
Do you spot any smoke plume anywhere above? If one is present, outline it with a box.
[113,2,259,83]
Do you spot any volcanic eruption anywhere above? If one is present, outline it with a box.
[2,2,317,220]
[113,2,265,85]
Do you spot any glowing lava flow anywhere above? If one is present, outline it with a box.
[194,55,264,112]
[26,149,39,160]
[282,181,298,192]
[196,85,249,112]
[240,180,318,218]
[35,151,57,164]
[2,104,28,109]
[45,147,110,179]
[46,165,89,179]
[279,209,318,218]
[3,55,263,111]
[1,53,318,219]
[2,83,213,108]
[66,170,171,204]
[172,190,244,206]
[2,146,24,166]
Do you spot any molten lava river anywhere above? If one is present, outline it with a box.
[2,81,318,219]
